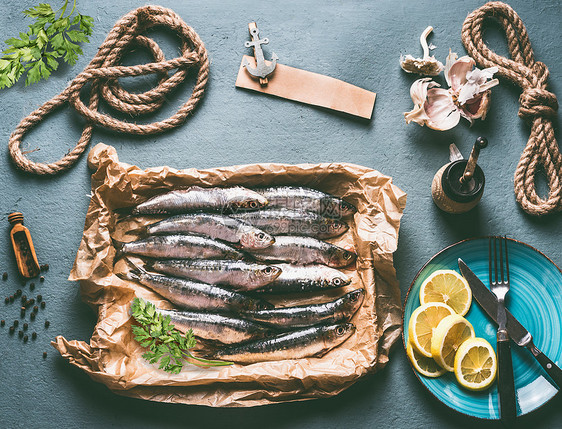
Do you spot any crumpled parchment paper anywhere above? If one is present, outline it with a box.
[53,143,406,407]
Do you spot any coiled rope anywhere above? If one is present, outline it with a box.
[462,2,561,216]
[9,5,209,175]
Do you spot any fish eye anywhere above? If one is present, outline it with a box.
[263,266,272,274]
[333,278,342,286]
[343,252,353,260]
[257,232,265,240]
[249,201,258,209]
[349,293,359,302]
[336,326,346,336]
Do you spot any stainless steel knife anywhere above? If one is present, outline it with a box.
[458,258,562,389]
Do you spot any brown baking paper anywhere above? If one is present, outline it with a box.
[53,143,406,407]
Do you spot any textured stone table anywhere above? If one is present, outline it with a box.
[0,0,560,427]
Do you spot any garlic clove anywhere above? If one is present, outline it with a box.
[404,78,437,125]
[445,53,475,91]
[460,90,493,122]
[424,88,461,131]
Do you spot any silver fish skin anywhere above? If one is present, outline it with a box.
[214,323,356,363]
[254,264,351,294]
[231,209,348,239]
[247,236,356,267]
[254,186,356,218]
[156,308,271,344]
[147,259,282,291]
[143,213,274,249]
[241,289,365,329]
[120,262,273,312]
[130,186,268,215]
[113,234,245,260]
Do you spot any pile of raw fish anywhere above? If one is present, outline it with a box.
[115,185,363,364]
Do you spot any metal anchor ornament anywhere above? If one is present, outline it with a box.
[242,22,278,85]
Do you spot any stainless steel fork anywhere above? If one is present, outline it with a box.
[489,236,517,424]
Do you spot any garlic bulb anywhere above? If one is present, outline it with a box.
[404,52,499,130]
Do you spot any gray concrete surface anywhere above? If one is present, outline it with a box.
[0,0,561,428]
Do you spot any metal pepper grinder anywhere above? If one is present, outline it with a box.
[431,137,488,214]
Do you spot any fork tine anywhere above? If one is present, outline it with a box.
[504,236,510,284]
[499,236,505,283]
[494,236,499,285]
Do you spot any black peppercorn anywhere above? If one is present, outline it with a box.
[43,351,47,358]
[9,326,14,334]
[13,320,19,327]
[4,297,8,304]
[33,306,38,313]
[23,335,28,342]
[39,276,45,282]
[2,272,7,280]
[21,295,27,302]
[0,320,4,327]
[36,295,42,302]
[30,283,35,291]
[44,320,50,328]
[20,309,26,318]
[40,301,45,309]
[40,264,49,272]
[27,299,35,307]
[30,313,36,321]
[10,295,14,303]
[23,323,28,330]
[32,332,37,340]
[15,289,22,297]
[18,330,23,338]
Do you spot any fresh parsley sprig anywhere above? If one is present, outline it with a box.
[131,298,232,374]
[0,0,94,89]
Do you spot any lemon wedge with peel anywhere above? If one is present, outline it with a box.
[454,337,497,390]
[406,341,447,378]
[431,314,475,371]
[408,302,455,358]
[420,269,472,316]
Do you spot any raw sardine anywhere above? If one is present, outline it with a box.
[254,264,351,293]
[255,186,356,218]
[112,235,245,260]
[119,261,273,312]
[156,308,271,344]
[137,213,274,249]
[247,236,356,267]
[214,323,356,363]
[129,186,268,215]
[147,259,282,291]
[241,289,365,328]
[232,209,348,239]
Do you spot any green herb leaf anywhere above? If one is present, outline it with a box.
[0,0,94,89]
[130,298,233,373]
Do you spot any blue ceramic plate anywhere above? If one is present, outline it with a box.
[403,237,562,419]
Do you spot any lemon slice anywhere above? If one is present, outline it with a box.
[408,302,455,358]
[406,341,447,378]
[454,337,497,391]
[431,314,475,371]
[420,269,472,316]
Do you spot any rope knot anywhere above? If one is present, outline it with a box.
[518,88,558,120]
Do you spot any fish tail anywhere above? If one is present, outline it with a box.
[125,258,146,278]
[112,238,126,261]
[113,206,134,216]
[125,225,147,236]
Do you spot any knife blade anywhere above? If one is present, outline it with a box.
[458,258,562,389]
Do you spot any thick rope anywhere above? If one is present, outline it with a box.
[462,2,561,216]
[8,5,209,176]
